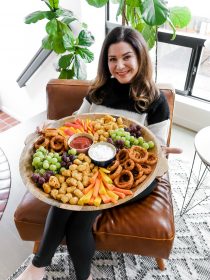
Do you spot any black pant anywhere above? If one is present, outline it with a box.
[32,179,157,280]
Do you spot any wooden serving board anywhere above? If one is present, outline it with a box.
[19,113,168,211]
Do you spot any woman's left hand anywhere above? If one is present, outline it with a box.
[161,146,183,156]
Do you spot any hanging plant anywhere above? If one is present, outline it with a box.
[25,0,95,79]
[86,0,191,49]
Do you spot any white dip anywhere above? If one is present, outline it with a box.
[89,143,115,161]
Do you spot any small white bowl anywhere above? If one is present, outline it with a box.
[68,133,93,154]
[88,142,116,167]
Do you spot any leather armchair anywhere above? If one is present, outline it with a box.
[14,79,175,271]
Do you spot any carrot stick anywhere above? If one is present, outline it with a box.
[100,194,111,204]
[102,180,114,190]
[113,190,126,199]
[89,171,99,184]
[112,186,133,195]
[93,178,101,198]
[109,197,118,204]
[83,183,94,194]
[88,196,95,205]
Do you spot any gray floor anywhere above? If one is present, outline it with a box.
[0,113,196,280]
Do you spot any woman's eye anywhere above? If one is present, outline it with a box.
[124,55,131,60]
[109,58,116,62]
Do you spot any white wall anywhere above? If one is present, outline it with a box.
[0,0,105,121]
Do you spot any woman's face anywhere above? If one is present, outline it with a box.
[108,42,139,84]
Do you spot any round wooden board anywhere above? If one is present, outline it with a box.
[19,113,168,211]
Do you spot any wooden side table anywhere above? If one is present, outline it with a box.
[180,126,210,216]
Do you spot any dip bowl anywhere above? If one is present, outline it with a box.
[68,132,94,154]
[88,142,116,167]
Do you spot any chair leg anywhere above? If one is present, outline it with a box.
[33,241,40,254]
[155,258,165,271]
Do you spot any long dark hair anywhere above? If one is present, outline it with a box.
[89,26,159,111]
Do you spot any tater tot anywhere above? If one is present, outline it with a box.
[77,181,84,191]
[77,164,87,172]
[55,174,65,184]
[66,186,76,193]
[78,153,86,161]
[66,177,77,187]
[42,183,51,194]
[60,195,70,203]
[49,176,60,189]
[74,189,84,198]
[51,189,59,199]
[73,159,82,165]
[61,169,71,177]
[69,164,77,171]
[69,196,79,205]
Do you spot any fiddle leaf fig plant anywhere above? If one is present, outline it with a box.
[25,0,94,79]
[86,0,191,49]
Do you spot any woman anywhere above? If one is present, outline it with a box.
[17,26,181,280]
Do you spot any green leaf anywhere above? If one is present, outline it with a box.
[85,0,108,8]
[116,0,124,20]
[126,0,140,7]
[135,23,157,49]
[169,6,191,28]
[49,0,59,9]
[74,55,87,80]
[59,69,75,79]
[58,54,73,69]
[76,47,94,63]
[52,35,66,53]
[78,30,95,47]
[42,36,53,49]
[25,11,55,24]
[58,21,75,49]
[62,16,77,25]
[46,18,58,35]
[141,0,169,26]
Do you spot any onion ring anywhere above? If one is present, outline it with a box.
[108,160,120,171]
[110,164,123,180]
[122,159,135,171]
[114,170,134,189]
[50,136,65,151]
[145,152,157,165]
[134,175,147,187]
[140,163,152,175]
[44,128,58,137]
[116,148,129,164]
[34,136,50,150]
[131,163,144,179]
[129,146,148,163]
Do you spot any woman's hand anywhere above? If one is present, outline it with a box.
[161,146,183,156]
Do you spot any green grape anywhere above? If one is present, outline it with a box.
[121,136,126,142]
[32,157,41,165]
[125,140,130,147]
[55,162,61,169]
[125,135,130,141]
[68,148,77,155]
[118,128,124,131]
[142,142,149,150]
[38,146,46,153]
[148,140,155,149]
[116,131,123,136]
[51,158,58,164]
[60,167,66,173]
[133,139,139,145]
[53,152,59,158]
[33,151,43,158]
[39,168,46,175]
[130,136,135,143]
[34,169,40,174]
[138,137,144,145]
[46,155,52,162]
[115,135,121,140]
[43,160,50,169]
[48,152,54,157]
[49,164,57,171]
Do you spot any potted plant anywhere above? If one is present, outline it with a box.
[25,0,95,79]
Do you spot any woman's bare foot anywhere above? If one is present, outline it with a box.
[87,274,93,280]
[16,263,45,280]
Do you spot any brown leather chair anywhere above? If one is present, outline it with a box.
[14,79,175,271]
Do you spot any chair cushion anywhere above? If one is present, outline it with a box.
[14,178,174,259]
